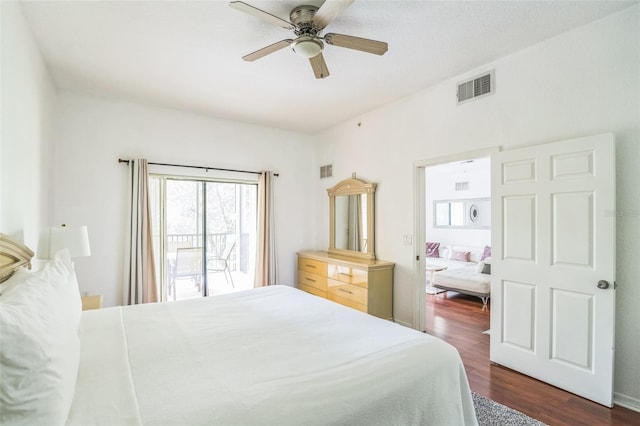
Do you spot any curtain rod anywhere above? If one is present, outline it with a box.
[118,159,278,177]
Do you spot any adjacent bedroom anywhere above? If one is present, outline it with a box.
[2,1,640,425]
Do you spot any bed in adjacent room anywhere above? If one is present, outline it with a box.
[0,234,478,425]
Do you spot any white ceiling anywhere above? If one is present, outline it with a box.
[20,0,638,133]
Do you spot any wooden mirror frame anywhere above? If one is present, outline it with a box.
[328,177,376,260]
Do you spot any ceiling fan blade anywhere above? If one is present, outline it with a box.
[311,0,355,30]
[309,53,330,79]
[242,39,293,62]
[324,33,388,55]
[229,1,294,30]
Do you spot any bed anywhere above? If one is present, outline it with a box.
[0,234,478,425]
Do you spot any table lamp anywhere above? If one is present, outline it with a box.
[37,225,91,259]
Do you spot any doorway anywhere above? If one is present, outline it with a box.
[423,157,492,300]
[149,175,257,301]
[413,148,497,332]
[414,134,616,406]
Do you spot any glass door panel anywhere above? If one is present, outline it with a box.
[205,182,257,295]
[166,179,204,301]
[149,175,257,301]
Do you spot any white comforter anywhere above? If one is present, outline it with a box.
[67,286,477,425]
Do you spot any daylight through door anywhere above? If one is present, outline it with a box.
[149,176,257,301]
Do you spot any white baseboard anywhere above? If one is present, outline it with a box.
[614,392,640,413]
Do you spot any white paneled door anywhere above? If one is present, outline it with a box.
[490,133,616,406]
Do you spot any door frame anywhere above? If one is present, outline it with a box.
[412,147,499,331]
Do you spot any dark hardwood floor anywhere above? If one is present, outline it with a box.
[425,291,640,426]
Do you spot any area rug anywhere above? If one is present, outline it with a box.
[426,286,446,294]
[482,329,491,335]
[472,392,547,426]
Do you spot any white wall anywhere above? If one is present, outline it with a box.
[52,91,316,307]
[315,6,640,404]
[0,2,55,249]
[425,157,491,249]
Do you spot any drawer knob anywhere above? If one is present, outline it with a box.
[339,272,353,277]
[305,277,316,283]
[338,288,353,294]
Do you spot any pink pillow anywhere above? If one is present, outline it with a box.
[481,245,492,261]
[426,242,440,258]
[449,249,471,262]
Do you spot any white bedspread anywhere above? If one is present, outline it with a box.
[68,286,477,425]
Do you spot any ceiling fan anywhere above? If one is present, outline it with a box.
[229,0,388,79]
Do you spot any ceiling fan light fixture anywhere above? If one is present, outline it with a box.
[230,1,388,79]
[291,37,323,58]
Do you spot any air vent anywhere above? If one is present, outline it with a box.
[457,70,494,104]
[455,181,469,191]
[320,164,333,179]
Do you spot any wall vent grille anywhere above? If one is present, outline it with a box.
[457,70,494,104]
[320,164,333,179]
[455,181,470,191]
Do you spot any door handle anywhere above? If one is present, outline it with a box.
[597,280,610,289]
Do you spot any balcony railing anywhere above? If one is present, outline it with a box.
[167,233,241,270]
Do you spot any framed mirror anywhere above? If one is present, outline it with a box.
[433,197,490,229]
[328,178,376,260]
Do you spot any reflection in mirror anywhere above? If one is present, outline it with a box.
[334,194,368,252]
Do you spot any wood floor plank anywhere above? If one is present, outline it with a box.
[425,291,640,426]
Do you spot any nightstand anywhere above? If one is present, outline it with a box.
[81,295,103,310]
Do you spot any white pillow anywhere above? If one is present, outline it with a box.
[0,267,33,296]
[469,250,483,263]
[0,249,81,425]
[476,261,485,274]
[439,247,450,259]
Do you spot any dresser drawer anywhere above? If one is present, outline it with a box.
[296,250,394,320]
[298,282,327,298]
[327,278,368,305]
[298,258,327,276]
[327,264,368,288]
[327,292,367,313]
[298,270,327,291]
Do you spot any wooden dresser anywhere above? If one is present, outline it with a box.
[296,251,394,320]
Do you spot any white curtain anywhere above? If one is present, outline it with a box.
[254,171,277,287]
[123,159,158,304]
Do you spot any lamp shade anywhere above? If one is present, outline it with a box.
[37,225,91,259]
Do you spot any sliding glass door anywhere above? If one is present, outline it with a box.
[149,175,257,301]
